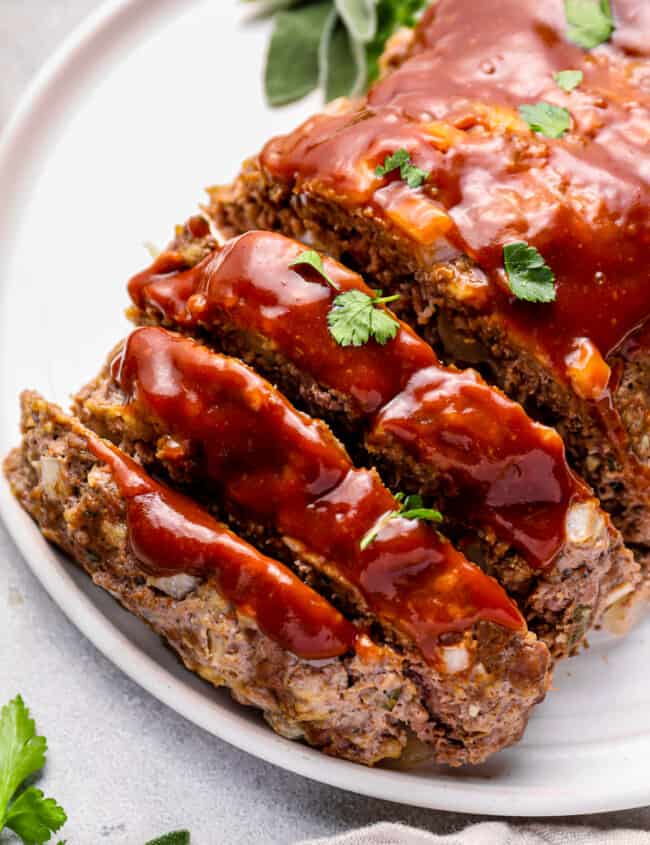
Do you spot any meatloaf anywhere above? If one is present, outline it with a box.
[209,0,650,572]
[123,228,640,658]
[5,392,552,766]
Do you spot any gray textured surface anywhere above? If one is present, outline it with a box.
[2,1,650,842]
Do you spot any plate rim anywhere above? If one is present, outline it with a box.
[2,0,650,817]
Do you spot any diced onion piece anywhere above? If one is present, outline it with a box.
[147,573,199,599]
[565,338,611,400]
[440,644,470,674]
[40,457,62,497]
[565,500,606,546]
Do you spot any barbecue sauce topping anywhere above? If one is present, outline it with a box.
[130,233,437,415]
[259,0,650,398]
[85,431,358,659]
[372,367,579,568]
[110,326,525,663]
[129,231,584,571]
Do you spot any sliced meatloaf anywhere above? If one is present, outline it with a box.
[5,392,552,766]
[208,0,650,572]
[123,228,640,658]
[74,326,532,661]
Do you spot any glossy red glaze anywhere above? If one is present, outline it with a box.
[372,367,580,568]
[260,0,650,396]
[129,231,584,569]
[131,232,437,414]
[110,326,525,661]
[85,431,358,659]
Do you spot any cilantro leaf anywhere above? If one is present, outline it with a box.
[327,289,400,347]
[145,832,191,845]
[375,148,409,176]
[402,162,430,189]
[503,242,557,303]
[398,492,442,524]
[360,515,392,550]
[375,148,429,188]
[0,695,66,845]
[360,492,443,549]
[399,507,444,522]
[564,0,614,48]
[289,249,337,289]
[553,69,583,91]
[0,696,47,827]
[518,103,571,138]
[4,788,66,844]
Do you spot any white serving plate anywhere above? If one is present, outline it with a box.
[2,0,649,816]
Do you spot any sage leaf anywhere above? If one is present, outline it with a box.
[335,0,377,42]
[265,1,334,106]
[320,9,367,100]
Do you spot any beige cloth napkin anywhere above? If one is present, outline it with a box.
[299,822,650,844]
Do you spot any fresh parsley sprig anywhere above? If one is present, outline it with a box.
[503,242,557,303]
[246,0,428,106]
[518,102,571,138]
[564,0,614,49]
[289,252,401,346]
[0,695,66,844]
[328,289,400,346]
[375,148,429,188]
[360,493,443,550]
[289,249,337,288]
[553,69,583,92]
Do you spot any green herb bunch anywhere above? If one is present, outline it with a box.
[244,0,428,106]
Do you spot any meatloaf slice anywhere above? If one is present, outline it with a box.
[208,0,650,572]
[123,228,640,658]
[75,326,533,662]
[5,392,551,766]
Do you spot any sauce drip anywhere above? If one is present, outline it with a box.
[84,431,358,659]
[260,0,650,396]
[129,230,584,570]
[110,326,525,661]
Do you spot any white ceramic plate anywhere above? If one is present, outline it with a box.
[2,0,650,816]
